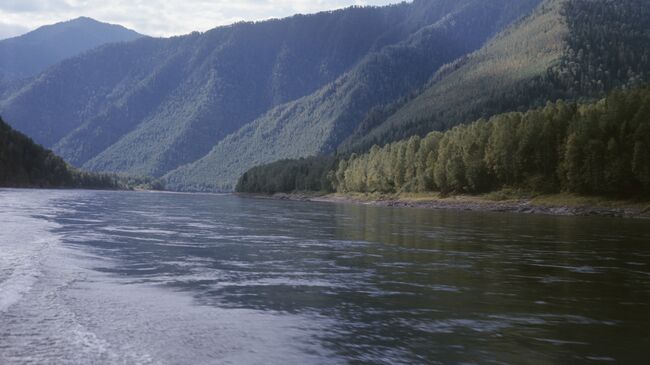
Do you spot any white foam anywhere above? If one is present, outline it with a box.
[0,190,61,313]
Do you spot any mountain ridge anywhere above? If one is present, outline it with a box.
[1,0,540,186]
[162,0,542,191]
[4,0,647,193]
[0,17,142,83]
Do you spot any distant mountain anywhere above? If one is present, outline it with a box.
[3,0,647,193]
[0,0,540,185]
[0,17,142,83]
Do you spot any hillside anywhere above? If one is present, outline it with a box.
[237,87,650,197]
[0,0,540,190]
[0,17,142,83]
[0,116,131,189]
[341,0,568,153]
[1,115,73,187]
[170,0,650,191]
[344,0,650,151]
[4,0,648,193]
[1,0,501,178]
[164,0,542,191]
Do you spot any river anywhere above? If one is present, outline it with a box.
[1,189,649,364]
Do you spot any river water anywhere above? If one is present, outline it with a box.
[1,189,649,364]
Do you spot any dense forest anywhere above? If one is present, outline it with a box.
[236,156,337,194]
[345,0,650,154]
[165,0,541,191]
[177,0,650,192]
[0,116,163,190]
[237,87,650,197]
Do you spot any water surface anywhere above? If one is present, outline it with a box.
[1,189,649,364]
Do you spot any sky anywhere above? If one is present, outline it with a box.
[0,0,401,40]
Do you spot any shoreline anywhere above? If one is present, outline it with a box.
[239,192,650,219]
[4,187,648,219]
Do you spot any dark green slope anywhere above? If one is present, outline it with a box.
[0,116,129,189]
[0,17,142,82]
[344,0,650,152]
[1,116,74,187]
[165,0,542,191]
[237,87,650,197]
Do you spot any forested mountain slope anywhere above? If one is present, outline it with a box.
[0,115,74,187]
[340,0,568,153]
[0,17,142,82]
[1,0,508,179]
[344,0,650,152]
[0,116,130,189]
[164,0,542,191]
[237,87,650,197]
[5,0,645,193]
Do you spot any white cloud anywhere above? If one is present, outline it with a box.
[0,22,29,39]
[0,0,402,39]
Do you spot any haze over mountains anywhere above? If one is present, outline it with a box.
[1,0,648,192]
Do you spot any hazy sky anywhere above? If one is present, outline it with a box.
[0,0,402,40]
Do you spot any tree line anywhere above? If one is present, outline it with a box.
[236,156,337,194]
[334,87,650,196]
[237,87,650,197]
[1,116,164,190]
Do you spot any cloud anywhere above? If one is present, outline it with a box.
[0,0,401,39]
[0,22,29,39]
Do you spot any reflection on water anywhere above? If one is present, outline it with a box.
[1,189,649,364]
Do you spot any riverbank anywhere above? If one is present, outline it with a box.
[241,191,650,219]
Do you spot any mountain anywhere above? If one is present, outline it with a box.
[4,0,647,193]
[0,115,72,187]
[168,0,650,191]
[2,0,486,175]
[0,115,130,189]
[163,0,542,191]
[236,86,650,197]
[342,0,650,152]
[0,115,163,190]
[339,0,568,153]
[0,17,142,83]
[0,0,540,191]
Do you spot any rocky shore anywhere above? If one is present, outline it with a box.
[242,192,650,219]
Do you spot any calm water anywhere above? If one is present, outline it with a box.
[1,189,649,364]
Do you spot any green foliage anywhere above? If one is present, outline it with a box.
[235,156,337,194]
[343,0,568,153]
[333,87,650,197]
[345,0,650,153]
[0,116,163,190]
[1,115,76,187]
[555,0,650,95]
